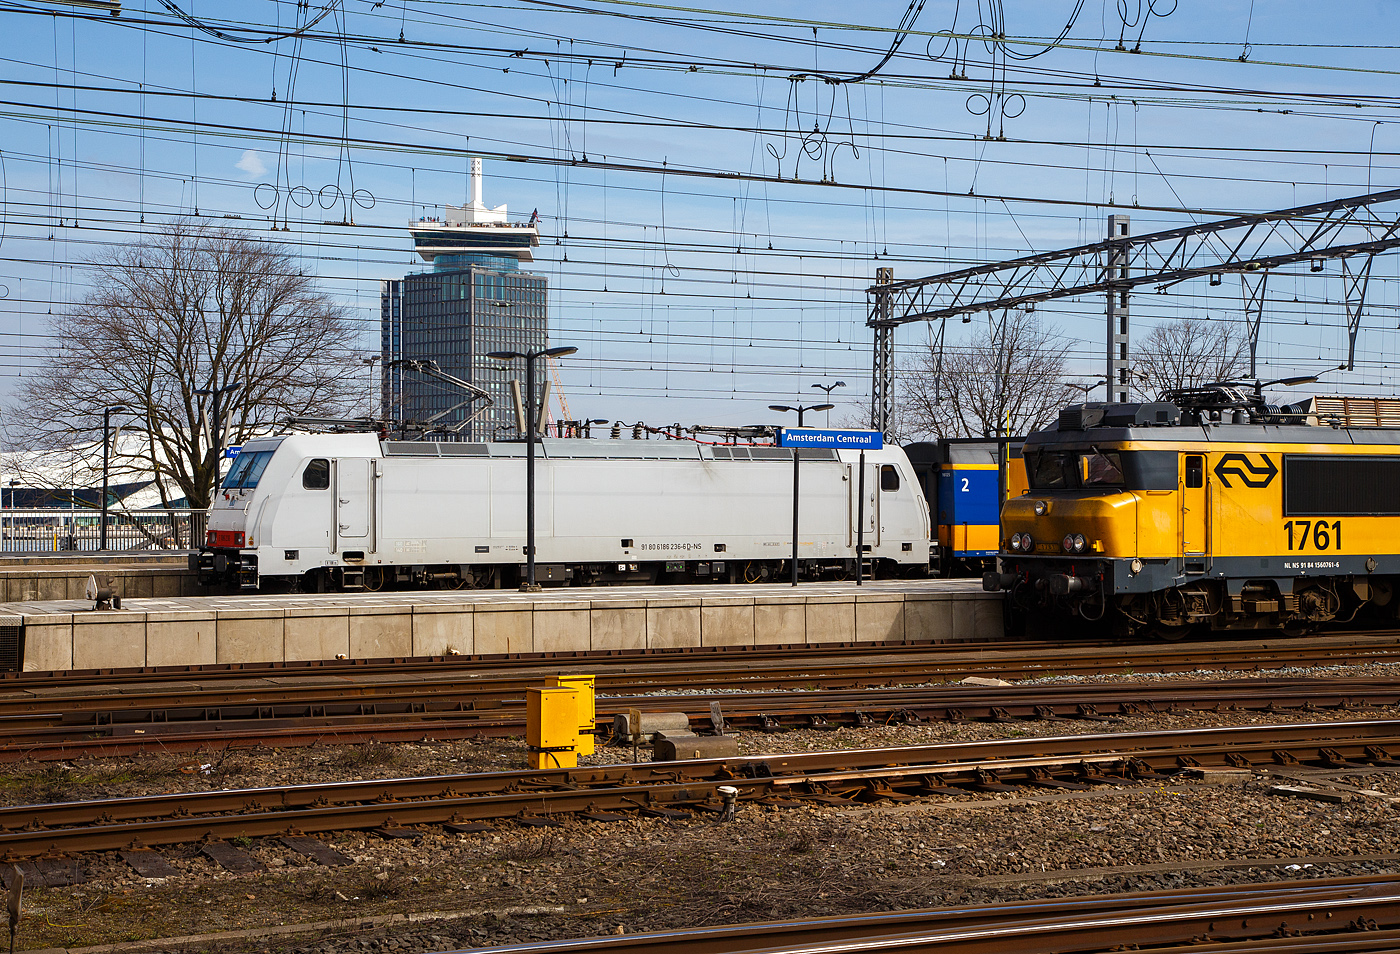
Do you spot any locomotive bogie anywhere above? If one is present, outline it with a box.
[194,434,931,592]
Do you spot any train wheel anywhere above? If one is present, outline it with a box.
[364,567,385,592]
[742,561,764,584]
[1148,622,1192,642]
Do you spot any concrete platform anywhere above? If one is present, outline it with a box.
[1,580,1004,672]
[0,553,202,603]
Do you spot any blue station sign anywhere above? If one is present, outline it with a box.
[777,428,884,450]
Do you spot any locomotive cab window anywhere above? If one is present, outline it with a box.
[302,458,330,490]
[222,450,274,490]
[880,465,900,491]
[1185,455,1204,488]
[1079,451,1124,487]
[1028,451,1072,489]
[1026,449,1175,491]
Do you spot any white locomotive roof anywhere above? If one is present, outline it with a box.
[378,439,844,461]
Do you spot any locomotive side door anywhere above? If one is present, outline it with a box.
[849,460,879,548]
[1181,453,1208,561]
[335,458,372,544]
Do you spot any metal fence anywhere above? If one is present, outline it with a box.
[0,509,206,553]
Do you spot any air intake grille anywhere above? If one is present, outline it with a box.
[1285,455,1400,516]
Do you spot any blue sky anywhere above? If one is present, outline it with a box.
[2,0,1399,430]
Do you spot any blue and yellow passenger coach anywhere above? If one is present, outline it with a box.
[984,389,1400,638]
[906,438,1026,578]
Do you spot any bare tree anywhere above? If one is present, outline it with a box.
[8,218,365,510]
[897,310,1077,440]
[1132,317,1248,399]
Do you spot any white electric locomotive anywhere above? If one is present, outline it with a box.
[193,433,931,591]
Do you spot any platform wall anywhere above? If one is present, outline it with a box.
[18,588,1004,671]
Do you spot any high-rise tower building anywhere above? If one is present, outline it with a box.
[381,158,546,440]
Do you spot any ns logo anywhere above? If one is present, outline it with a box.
[1212,454,1277,489]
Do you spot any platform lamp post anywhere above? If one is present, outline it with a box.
[486,346,578,591]
[99,404,128,551]
[194,381,243,486]
[362,356,382,419]
[768,402,833,586]
[810,381,846,426]
[1063,379,1108,400]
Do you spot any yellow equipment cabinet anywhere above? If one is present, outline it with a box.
[546,674,596,755]
[526,686,578,769]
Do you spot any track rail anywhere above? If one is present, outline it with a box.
[4,675,1400,758]
[3,719,1399,859]
[445,877,1400,954]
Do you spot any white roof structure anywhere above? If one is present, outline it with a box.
[0,426,285,511]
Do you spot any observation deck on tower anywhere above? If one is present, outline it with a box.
[409,158,540,270]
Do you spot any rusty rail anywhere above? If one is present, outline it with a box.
[443,877,1400,953]
[2,719,1400,859]
[2,674,1400,758]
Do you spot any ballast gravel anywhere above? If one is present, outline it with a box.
[6,661,1400,954]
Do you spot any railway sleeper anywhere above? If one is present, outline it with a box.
[972,769,1021,793]
[1076,760,1134,785]
[1319,746,1372,769]
[1026,767,1094,791]
[1365,745,1400,766]
[1127,757,1172,781]
[862,780,919,802]
[912,774,964,796]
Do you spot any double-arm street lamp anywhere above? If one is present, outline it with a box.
[486,346,578,591]
[1063,378,1108,399]
[195,380,243,484]
[810,381,846,425]
[768,402,834,587]
[100,404,128,551]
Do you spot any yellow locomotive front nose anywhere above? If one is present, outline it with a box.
[1003,494,1136,557]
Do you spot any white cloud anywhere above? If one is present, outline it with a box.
[235,150,267,178]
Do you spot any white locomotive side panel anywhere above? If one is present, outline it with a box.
[380,457,493,552]
[543,457,849,560]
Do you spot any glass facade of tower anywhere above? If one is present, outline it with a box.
[380,254,548,441]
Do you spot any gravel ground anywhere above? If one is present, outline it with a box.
[7,663,1400,953]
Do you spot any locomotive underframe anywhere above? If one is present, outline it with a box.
[991,555,1395,638]
[194,548,902,592]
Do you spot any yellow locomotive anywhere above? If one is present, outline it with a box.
[984,386,1400,638]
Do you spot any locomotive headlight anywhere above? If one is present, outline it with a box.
[1033,500,1048,516]
[1072,534,1086,553]
[1017,532,1033,551]
[1008,535,1020,551]
[1062,534,1074,553]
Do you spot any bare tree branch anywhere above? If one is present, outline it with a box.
[1132,317,1249,399]
[896,311,1076,440]
[6,218,365,509]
